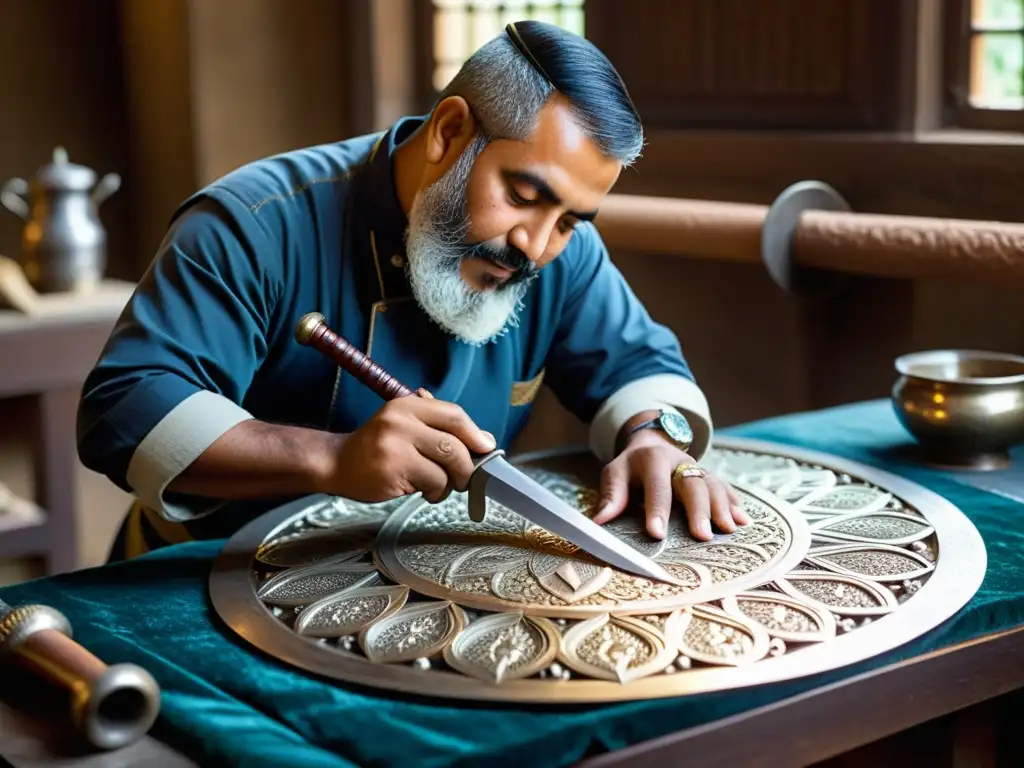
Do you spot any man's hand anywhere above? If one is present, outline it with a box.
[592,426,749,542]
[323,392,497,504]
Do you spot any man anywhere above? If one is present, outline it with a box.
[77,21,748,561]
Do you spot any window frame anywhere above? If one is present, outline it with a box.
[412,0,439,114]
[944,0,1024,131]
[411,1,588,114]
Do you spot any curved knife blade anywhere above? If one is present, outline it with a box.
[468,455,688,586]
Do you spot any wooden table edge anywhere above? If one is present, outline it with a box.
[577,624,1024,767]
[1,626,1020,767]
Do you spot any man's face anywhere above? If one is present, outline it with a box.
[405,95,622,346]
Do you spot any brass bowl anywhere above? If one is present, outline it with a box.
[892,349,1024,471]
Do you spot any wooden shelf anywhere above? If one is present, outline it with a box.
[0,488,46,536]
[0,281,135,574]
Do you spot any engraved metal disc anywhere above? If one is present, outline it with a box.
[374,453,810,618]
[208,438,987,704]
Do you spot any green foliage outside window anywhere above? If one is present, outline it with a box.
[971,0,1024,108]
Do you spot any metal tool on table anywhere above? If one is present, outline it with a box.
[294,311,686,586]
[0,598,161,751]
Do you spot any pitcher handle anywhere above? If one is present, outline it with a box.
[92,173,121,206]
[1,178,29,219]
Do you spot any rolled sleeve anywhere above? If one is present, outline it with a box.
[76,191,281,521]
[125,390,254,522]
[589,374,713,463]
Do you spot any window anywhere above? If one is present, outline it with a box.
[966,0,1023,108]
[428,0,586,92]
[947,0,1024,129]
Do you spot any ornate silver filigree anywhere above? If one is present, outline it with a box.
[255,528,378,569]
[775,571,899,617]
[665,605,771,667]
[257,563,380,606]
[207,439,986,704]
[720,592,836,644]
[809,511,934,546]
[358,601,466,664]
[801,486,893,516]
[295,585,409,638]
[443,612,560,683]
[374,477,809,618]
[559,614,677,683]
[805,543,935,582]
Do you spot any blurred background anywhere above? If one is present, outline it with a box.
[0,0,1022,583]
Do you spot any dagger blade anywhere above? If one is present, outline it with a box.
[290,313,687,586]
[472,456,687,586]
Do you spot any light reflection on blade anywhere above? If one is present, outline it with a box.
[479,457,687,586]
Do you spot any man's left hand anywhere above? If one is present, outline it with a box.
[592,428,749,542]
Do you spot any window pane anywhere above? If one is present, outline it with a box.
[970,32,1024,108]
[433,62,462,92]
[432,1,587,91]
[499,5,523,29]
[470,5,500,51]
[559,6,585,37]
[435,8,470,66]
[972,0,1024,29]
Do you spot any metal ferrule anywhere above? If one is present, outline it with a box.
[0,604,72,655]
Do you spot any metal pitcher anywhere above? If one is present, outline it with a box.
[0,147,120,294]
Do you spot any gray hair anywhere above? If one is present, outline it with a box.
[435,32,644,166]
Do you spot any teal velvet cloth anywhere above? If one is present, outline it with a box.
[1,400,1022,768]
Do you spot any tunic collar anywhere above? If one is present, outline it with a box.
[352,114,426,302]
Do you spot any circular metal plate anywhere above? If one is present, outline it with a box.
[209,438,987,704]
[374,457,809,618]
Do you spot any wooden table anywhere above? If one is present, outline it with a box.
[0,399,1019,767]
[0,281,134,575]
[0,628,1019,767]
[0,698,196,768]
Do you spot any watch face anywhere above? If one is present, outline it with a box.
[660,411,694,446]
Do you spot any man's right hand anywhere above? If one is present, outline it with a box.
[322,393,497,504]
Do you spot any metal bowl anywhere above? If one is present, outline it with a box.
[892,349,1024,471]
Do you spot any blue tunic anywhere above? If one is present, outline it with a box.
[77,115,696,553]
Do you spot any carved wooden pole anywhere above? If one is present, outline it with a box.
[596,181,1024,290]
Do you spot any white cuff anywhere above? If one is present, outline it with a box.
[589,374,713,463]
[126,390,254,522]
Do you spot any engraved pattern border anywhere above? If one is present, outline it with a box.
[208,437,987,704]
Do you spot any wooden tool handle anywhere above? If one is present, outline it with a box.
[295,312,414,400]
[294,311,505,496]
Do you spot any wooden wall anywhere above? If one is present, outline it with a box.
[0,0,359,574]
[0,0,131,278]
[516,0,1024,452]
[588,0,905,131]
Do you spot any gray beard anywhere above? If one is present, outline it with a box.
[404,135,535,346]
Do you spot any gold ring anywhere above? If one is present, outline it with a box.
[672,463,707,481]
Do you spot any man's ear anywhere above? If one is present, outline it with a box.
[424,96,478,166]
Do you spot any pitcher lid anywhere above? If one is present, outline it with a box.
[34,147,97,191]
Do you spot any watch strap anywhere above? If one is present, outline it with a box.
[627,417,662,440]
[616,411,666,455]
